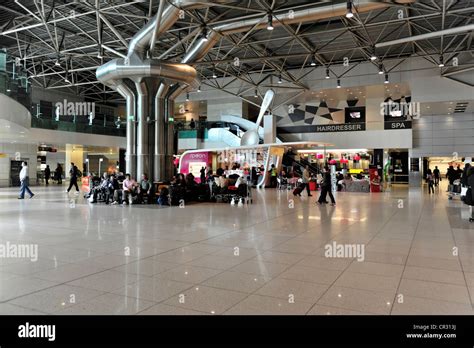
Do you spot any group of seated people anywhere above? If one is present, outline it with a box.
[89,172,153,205]
[336,172,370,192]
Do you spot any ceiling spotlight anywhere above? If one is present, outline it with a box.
[370,53,377,61]
[6,88,11,92]
[378,65,384,75]
[438,55,444,67]
[186,92,189,101]
[325,68,330,79]
[337,79,341,88]
[54,59,61,67]
[267,14,274,31]
[346,0,354,18]
[278,75,282,84]
[64,77,70,83]
[197,85,201,92]
[200,27,209,42]
[310,56,316,66]
[384,73,389,84]
[212,69,217,79]
[254,89,258,97]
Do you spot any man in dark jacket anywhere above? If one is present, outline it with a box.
[466,167,474,221]
[317,166,336,206]
[44,165,51,186]
[461,163,471,187]
[67,162,80,194]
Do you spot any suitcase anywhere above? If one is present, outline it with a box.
[309,181,317,191]
[293,185,304,196]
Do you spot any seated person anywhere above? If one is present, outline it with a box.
[138,174,153,203]
[122,174,138,205]
[186,173,197,189]
[217,175,229,190]
[105,175,119,204]
[91,173,109,203]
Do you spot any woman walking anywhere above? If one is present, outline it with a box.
[317,166,335,206]
[426,169,435,194]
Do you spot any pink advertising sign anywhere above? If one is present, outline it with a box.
[179,152,212,183]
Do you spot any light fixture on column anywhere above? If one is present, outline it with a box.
[346,0,354,18]
[337,79,341,88]
[278,74,282,84]
[384,73,389,84]
[186,92,189,101]
[370,47,377,61]
[64,57,70,83]
[267,14,274,31]
[438,55,444,67]
[200,27,209,42]
[378,64,384,75]
[97,45,103,59]
[325,67,330,79]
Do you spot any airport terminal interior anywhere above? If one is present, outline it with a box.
[0,0,473,316]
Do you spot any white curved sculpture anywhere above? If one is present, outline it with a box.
[241,90,274,146]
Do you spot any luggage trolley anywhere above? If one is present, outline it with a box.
[448,179,462,200]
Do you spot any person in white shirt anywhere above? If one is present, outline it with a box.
[18,161,34,199]
[302,166,313,197]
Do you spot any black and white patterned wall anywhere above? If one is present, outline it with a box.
[277,99,361,126]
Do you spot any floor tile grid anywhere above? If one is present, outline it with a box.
[1,198,302,313]
[130,202,356,314]
[216,199,399,314]
[305,207,402,315]
[388,198,424,315]
[142,200,360,314]
[451,212,474,310]
[391,199,474,313]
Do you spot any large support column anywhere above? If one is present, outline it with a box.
[65,144,85,178]
[116,83,136,177]
[165,97,175,179]
[154,83,169,182]
[134,79,149,179]
[264,114,277,144]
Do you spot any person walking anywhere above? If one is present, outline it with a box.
[466,167,474,222]
[44,165,51,186]
[200,167,206,184]
[269,164,278,188]
[317,166,335,206]
[302,165,312,197]
[426,169,435,194]
[433,166,440,187]
[55,164,63,184]
[67,162,80,194]
[446,165,456,192]
[18,161,34,199]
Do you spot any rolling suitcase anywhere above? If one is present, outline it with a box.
[293,184,304,196]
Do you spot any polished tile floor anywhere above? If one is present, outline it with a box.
[0,182,473,315]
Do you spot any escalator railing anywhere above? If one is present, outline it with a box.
[283,153,321,176]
